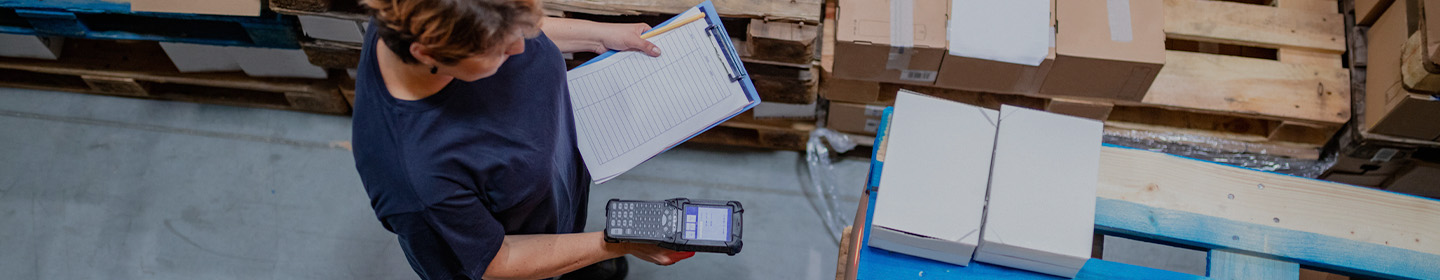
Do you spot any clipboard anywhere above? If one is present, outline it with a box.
[567,0,761,184]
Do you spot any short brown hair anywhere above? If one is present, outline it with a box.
[364,0,543,65]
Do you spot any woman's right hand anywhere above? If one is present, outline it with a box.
[624,243,696,266]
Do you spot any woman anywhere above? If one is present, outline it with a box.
[350,0,692,279]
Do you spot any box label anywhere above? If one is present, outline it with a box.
[1371,148,1399,162]
[899,70,938,82]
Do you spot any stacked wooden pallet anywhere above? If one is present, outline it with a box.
[0,39,350,114]
[822,0,1350,160]
[273,0,823,150]
[0,3,301,48]
[0,2,350,114]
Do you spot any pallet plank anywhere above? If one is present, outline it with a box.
[1097,146,1440,279]
[1274,0,1339,14]
[1207,250,1300,280]
[1164,0,1345,53]
[1276,48,1343,68]
[1144,51,1350,125]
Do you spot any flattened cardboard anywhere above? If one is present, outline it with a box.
[1040,0,1165,102]
[833,0,948,85]
[977,105,1102,278]
[299,15,365,44]
[0,34,63,60]
[160,42,242,72]
[229,47,329,79]
[868,90,998,266]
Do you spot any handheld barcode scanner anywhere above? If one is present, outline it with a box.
[603,198,743,255]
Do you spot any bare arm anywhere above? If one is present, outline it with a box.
[483,231,693,280]
[541,17,662,57]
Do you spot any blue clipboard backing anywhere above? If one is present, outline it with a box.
[569,0,761,158]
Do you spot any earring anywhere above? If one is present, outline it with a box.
[429,66,437,74]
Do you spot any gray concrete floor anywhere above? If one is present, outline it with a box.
[0,88,871,279]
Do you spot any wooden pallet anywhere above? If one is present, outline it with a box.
[687,112,815,151]
[1145,0,1350,139]
[840,111,1440,280]
[0,39,349,114]
[0,6,301,48]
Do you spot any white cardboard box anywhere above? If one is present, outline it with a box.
[867,90,998,266]
[0,34,64,60]
[976,105,1102,278]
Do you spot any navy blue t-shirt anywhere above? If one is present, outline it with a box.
[352,20,591,280]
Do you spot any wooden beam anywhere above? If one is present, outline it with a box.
[1164,0,1345,53]
[1097,146,1440,279]
[1144,51,1350,125]
[1277,48,1343,68]
[1274,0,1338,13]
[1207,250,1300,280]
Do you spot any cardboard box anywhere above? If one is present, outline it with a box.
[832,0,948,85]
[826,102,886,135]
[869,90,998,266]
[1040,0,1165,102]
[1044,97,1113,121]
[935,0,1055,95]
[977,105,1102,278]
[1367,1,1440,141]
[1323,172,1394,187]
[1358,0,1396,26]
[131,0,261,17]
[1386,161,1440,198]
[0,34,63,60]
[820,75,885,104]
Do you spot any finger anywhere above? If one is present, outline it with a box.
[635,23,652,33]
[633,38,661,57]
[668,251,696,261]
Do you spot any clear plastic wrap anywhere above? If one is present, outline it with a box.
[803,128,858,244]
[1102,129,1333,178]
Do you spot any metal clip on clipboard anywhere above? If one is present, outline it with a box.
[700,8,748,83]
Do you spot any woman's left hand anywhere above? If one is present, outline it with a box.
[595,22,661,57]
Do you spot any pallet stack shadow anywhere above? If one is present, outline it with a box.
[273,0,824,150]
[822,0,1352,162]
[0,1,350,114]
[1323,0,1440,197]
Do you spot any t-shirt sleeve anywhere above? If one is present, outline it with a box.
[421,184,506,279]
